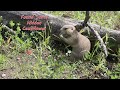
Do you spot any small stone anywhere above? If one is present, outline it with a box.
[66,53,68,56]
[68,50,71,54]
[26,50,33,55]
[1,73,6,77]
[17,57,21,60]
[66,50,71,56]
[54,58,57,61]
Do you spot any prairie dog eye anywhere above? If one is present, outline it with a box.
[64,28,68,30]
[71,27,74,30]
[72,26,76,30]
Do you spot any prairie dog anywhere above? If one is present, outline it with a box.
[59,25,91,61]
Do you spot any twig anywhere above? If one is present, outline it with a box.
[75,11,90,31]
[82,11,90,27]
[87,24,108,58]
[2,24,16,35]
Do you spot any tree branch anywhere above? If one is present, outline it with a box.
[75,11,90,31]
[87,24,108,57]
[82,11,90,28]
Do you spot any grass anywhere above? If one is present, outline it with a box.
[0,11,120,79]
[45,11,120,29]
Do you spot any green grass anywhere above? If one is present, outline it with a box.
[0,11,120,79]
[45,11,120,29]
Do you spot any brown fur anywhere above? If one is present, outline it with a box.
[59,25,91,61]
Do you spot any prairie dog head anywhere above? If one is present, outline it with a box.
[60,25,77,38]
[59,25,79,46]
